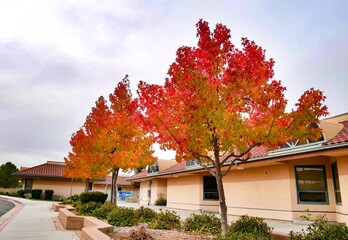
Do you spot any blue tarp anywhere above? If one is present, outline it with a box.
[118,191,131,201]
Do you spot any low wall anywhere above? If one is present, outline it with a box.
[0,188,19,194]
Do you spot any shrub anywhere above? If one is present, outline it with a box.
[93,202,117,220]
[76,201,101,216]
[108,207,138,226]
[80,191,108,204]
[215,215,272,240]
[68,194,80,202]
[184,212,221,235]
[31,189,42,199]
[136,206,157,223]
[16,189,25,198]
[149,209,181,230]
[44,189,54,200]
[154,196,167,206]
[61,199,73,205]
[127,226,154,240]
[289,215,348,240]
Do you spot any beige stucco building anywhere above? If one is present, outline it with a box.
[12,161,136,200]
[129,113,348,225]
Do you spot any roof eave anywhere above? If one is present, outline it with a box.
[129,142,348,181]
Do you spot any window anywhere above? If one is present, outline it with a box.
[295,166,328,204]
[186,159,200,169]
[331,162,342,204]
[24,179,33,193]
[203,176,219,200]
[147,162,159,174]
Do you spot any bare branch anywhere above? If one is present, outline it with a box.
[192,152,216,177]
[221,142,259,165]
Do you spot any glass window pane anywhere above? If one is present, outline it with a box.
[299,192,327,202]
[295,166,328,204]
[331,162,342,204]
[203,176,219,200]
[296,167,325,191]
[335,191,342,203]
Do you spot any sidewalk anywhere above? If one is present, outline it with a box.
[0,196,307,239]
[118,201,308,235]
[0,196,78,240]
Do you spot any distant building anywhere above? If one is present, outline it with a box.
[12,161,135,200]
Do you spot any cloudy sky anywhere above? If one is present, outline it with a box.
[0,0,347,168]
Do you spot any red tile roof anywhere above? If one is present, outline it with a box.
[12,162,131,185]
[129,123,348,181]
[12,162,66,178]
[325,121,348,145]
[129,170,148,179]
[161,161,186,173]
[93,175,132,186]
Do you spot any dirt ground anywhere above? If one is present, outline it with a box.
[54,217,214,240]
[112,225,214,240]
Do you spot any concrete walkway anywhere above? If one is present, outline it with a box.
[0,196,308,239]
[0,196,78,240]
[118,201,308,235]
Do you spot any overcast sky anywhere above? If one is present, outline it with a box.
[0,0,347,168]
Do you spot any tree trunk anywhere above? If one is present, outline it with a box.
[111,168,119,205]
[215,165,228,236]
[214,148,228,236]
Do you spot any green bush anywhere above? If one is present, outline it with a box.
[76,201,101,216]
[93,202,117,220]
[215,215,272,240]
[154,196,167,206]
[16,189,25,198]
[149,209,181,230]
[184,212,221,235]
[289,215,348,240]
[31,189,42,199]
[136,206,157,223]
[67,194,80,202]
[80,191,108,204]
[44,189,54,200]
[107,207,138,226]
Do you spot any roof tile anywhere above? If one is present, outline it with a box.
[325,121,348,145]
[12,162,65,178]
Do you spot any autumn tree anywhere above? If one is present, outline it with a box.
[138,19,328,235]
[65,76,156,204]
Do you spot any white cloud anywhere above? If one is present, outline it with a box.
[0,0,347,168]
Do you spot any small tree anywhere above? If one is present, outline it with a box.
[0,162,20,188]
[65,76,156,205]
[138,19,328,235]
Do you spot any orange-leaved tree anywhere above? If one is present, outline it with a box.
[65,76,156,204]
[138,20,328,235]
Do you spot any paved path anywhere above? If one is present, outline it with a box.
[0,196,78,240]
[0,199,15,217]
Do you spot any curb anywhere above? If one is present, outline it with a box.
[0,196,24,231]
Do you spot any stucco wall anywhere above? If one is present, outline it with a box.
[223,164,293,220]
[167,175,203,210]
[139,181,150,205]
[334,156,348,225]
[151,179,167,203]
[31,179,85,199]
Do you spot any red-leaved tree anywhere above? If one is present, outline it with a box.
[138,19,328,235]
[65,76,156,204]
